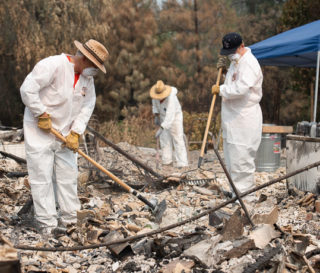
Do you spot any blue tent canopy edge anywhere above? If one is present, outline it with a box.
[249,20,320,68]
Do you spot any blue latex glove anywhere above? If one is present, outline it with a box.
[154,115,161,126]
[155,127,163,138]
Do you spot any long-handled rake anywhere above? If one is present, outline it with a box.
[198,68,222,168]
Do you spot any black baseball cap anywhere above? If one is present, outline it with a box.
[220,33,243,55]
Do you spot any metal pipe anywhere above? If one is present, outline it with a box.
[212,146,255,228]
[86,126,163,179]
[313,51,320,122]
[0,150,26,164]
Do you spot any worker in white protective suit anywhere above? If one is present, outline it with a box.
[150,80,188,168]
[211,33,263,201]
[20,39,109,234]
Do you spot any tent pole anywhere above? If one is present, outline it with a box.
[313,51,320,122]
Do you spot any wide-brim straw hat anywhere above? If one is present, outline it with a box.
[74,39,109,74]
[150,80,172,100]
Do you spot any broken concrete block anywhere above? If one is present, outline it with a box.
[208,210,231,227]
[224,238,255,260]
[103,230,132,256]
[225,255,256,273]
[183,235,222,268]
[249,224,281,249]
[86,227,104,244]
[131,238,154,255]
[221,209,244,241]
[211,240,234,262]
[252,206,279,225]
[77,209,95,226]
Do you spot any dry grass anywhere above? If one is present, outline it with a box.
[94,104,221,150]
[97,104,157,148]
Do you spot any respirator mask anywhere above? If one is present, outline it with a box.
[82,67,99,77]
[228,53,240,62]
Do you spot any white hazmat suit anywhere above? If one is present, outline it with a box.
[152,87,188,167]
[20,54,96,228]
[219,48,263,194]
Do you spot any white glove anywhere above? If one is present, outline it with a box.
[155,127,163,138]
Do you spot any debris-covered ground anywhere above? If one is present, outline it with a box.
[1,130,320,273]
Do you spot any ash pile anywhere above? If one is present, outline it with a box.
[1,127,320,273]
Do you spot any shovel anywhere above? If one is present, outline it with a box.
[198,68,222,168]
[50,128,167,223]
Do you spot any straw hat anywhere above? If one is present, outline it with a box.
[74,39,109,74]
[150,80,172,100]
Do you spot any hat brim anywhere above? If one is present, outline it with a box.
[220,47,238,56]
[150,85,172,100]
[74,40,106,74]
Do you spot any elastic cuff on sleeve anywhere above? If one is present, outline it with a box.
[219,84,226,97]
[160,123,167,130]
[34,106,47,118]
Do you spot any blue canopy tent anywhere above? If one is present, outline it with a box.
[249,20,320,122]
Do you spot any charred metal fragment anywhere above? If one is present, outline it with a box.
[242,245,282,273]
[0,151,26,164]
[0,260,22,273]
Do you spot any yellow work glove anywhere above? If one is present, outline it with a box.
[38,113,51,132]
[217,55,228,71]
[65,131,80,152]
[211,84,220,95]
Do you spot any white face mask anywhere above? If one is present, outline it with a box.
[82,67,99,77]
[228,53,240,62]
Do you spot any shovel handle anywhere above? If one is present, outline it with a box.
[50,128,132,193]
[199,68,222,164]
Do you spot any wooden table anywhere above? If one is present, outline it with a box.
[262,125,293,134]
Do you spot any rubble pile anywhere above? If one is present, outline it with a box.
[1,134,320,272]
